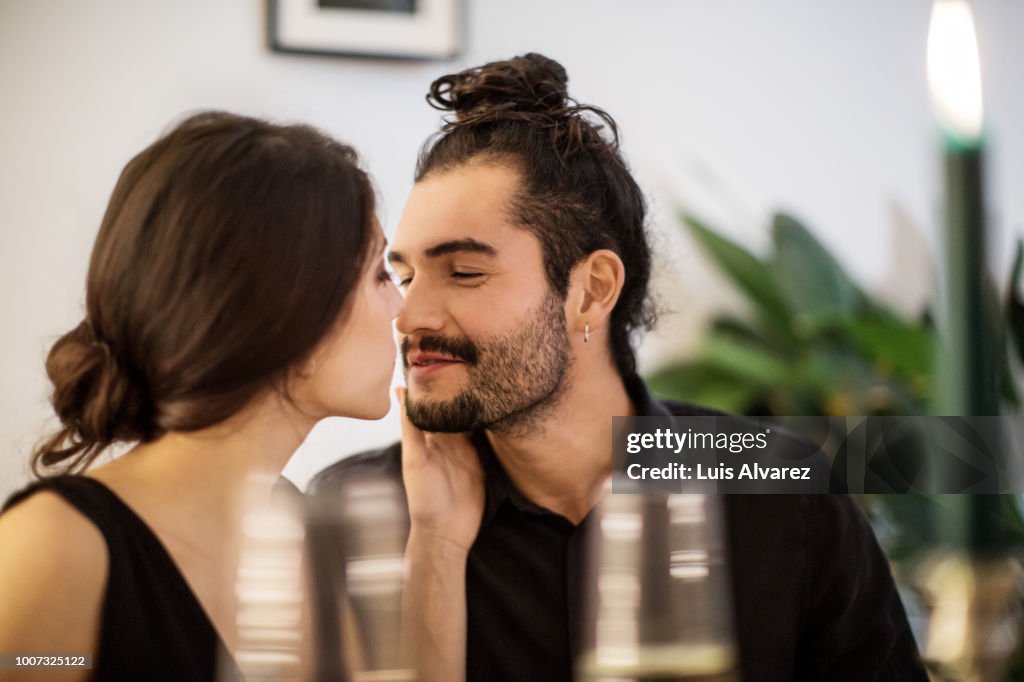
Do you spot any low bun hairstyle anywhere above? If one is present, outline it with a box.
[417,53,655,379]
[33,111,376,476]
[35,320,155,472]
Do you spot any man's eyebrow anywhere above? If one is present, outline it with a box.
[388,238,498,265]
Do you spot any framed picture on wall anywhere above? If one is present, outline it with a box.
[268,0,462,60]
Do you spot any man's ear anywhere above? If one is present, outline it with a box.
[569,249,626,335]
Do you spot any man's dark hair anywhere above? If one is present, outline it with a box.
[415,53,656,379]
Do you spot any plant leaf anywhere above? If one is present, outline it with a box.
[707,314,772,346]
[645,361,761,413]
[681,213,791,329]
[844,310,934,379]
[698,333,793,386]
[771,212,860,336]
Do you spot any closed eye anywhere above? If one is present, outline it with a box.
[451,272,483,280]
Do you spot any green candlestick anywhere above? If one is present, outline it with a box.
[936,136,1007,554]
[939,138,996,416]
[928,0,1007,555]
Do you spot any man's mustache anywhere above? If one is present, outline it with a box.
[401,334,480,367]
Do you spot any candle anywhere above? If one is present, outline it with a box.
[927,0,984,148]
[927,0,1004,553]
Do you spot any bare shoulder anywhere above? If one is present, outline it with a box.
[0,490,107,669]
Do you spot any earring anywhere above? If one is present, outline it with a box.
[584,321,590,344]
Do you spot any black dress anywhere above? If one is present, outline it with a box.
[2,476,239,681]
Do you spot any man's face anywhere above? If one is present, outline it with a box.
[389,159,572,433]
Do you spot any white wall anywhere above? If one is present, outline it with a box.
[2,0,1022,499]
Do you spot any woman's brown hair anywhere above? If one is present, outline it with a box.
[33,111,377,476]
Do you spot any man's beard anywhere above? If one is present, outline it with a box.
[402,291,572,434]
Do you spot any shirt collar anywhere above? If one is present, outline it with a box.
[476,373,665,527]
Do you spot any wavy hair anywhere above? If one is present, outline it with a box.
[416,53,656,379]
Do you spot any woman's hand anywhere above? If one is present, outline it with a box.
[397,387,485,554]
[397,387,483,682]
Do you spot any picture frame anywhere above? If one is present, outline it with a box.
[268,0,462,60]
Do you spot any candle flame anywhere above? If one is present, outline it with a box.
[927,0,984,143]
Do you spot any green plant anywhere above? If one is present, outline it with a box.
[648,211,1024,673]
[648,212,943,416]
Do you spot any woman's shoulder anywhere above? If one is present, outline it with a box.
[0,482,107,662]
[0,480,109,556]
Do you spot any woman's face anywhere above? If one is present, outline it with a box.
[293,223,403,421]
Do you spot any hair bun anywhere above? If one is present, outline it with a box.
[36,320,154,473]
[428,53,571,123]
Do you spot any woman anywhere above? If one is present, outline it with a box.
[0,111,403,681]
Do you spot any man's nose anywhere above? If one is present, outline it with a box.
[395,282,447,336]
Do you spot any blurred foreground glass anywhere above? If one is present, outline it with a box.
[220,473,308,681]
[307,475,414,682]
[578,488,738,681]
[218,473,413,681]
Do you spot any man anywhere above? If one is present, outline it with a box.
[312,54,927,681]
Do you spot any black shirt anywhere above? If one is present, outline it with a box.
[2,476,238,682]
[311,376,928,681]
